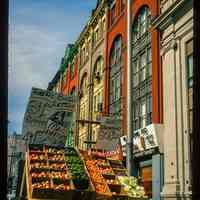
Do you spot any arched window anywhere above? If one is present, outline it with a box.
[109,35,122,116]
[93,56,103,84]
[93,57,103,113]
[132,6,152,131]
[80,73,87,98]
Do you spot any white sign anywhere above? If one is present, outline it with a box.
[120,124,159,156]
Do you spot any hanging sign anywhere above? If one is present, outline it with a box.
[22,87,75,146]
[95,115,121,151]
[120,124,160,156]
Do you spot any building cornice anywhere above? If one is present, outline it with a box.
[151,0,192,31]
[75,0,107,48]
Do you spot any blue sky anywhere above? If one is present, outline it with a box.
[8,0,97,134]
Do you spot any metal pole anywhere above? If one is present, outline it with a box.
[127,0,134,176]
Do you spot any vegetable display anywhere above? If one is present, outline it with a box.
[26,145,147,200]
[65,147,89,190]
[118,176,147,198]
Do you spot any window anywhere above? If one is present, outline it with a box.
[80,74,87,98]
[79,134,86,150]
[95,28,99,42]
[81,46,86,64]
[121,0,125,11]
[133,7,151,42]
[62,70,66,85]
[93,91,102,113]
[186,39,193,186]
[102,18,106,33]
[93,57,103,82]
[70,62,74,79]
[109,36,122,116]
[111,4,116,25]
[132,6,152,131]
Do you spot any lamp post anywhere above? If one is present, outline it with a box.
[126,0,134,176]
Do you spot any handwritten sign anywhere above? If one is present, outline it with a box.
[22,87,75,146]
[95,116,121,151]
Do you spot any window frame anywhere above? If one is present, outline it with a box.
[109,36,122,116]
[131,6,152,131]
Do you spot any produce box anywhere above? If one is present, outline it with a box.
[80,150,130,199]
[65,147,95,200]
[26,144,74,200]
[80,151,112,198]
[118,176,147,199]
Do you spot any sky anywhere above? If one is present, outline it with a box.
[8,0,97,134]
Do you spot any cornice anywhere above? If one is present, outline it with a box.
[152,0,192,31]
[75,0,108,48]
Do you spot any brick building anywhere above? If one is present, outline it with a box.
[47,0,193,199]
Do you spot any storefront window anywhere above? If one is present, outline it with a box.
[139,166,152,198]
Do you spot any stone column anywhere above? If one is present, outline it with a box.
[161,24,181,199]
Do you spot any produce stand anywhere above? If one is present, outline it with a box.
[26,144,74,200]
[24,144,148,200]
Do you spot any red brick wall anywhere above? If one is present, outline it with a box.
[104,0,127,134]
[104,0,162,136]
[61,57,78,95]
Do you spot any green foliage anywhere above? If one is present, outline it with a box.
[65,148,89,190]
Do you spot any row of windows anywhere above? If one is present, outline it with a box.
[132,6,152,131]
[80,18,106,66]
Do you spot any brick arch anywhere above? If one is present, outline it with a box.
[108,34,123,65]
[131,0,159,21]
[108,33,123,59]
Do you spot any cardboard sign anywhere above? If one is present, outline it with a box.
[95,116,121,151]
[22,87,75,146]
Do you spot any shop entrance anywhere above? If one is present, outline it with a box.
[139,165,152,198]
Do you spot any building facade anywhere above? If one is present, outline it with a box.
[152,0,193,199]
[127,0,164,199]
[104,0,127,135]
[7,133,25,200]
[47,0,193,199]
[76,0,107,150]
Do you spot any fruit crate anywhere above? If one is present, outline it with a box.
[26,144,75,200]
